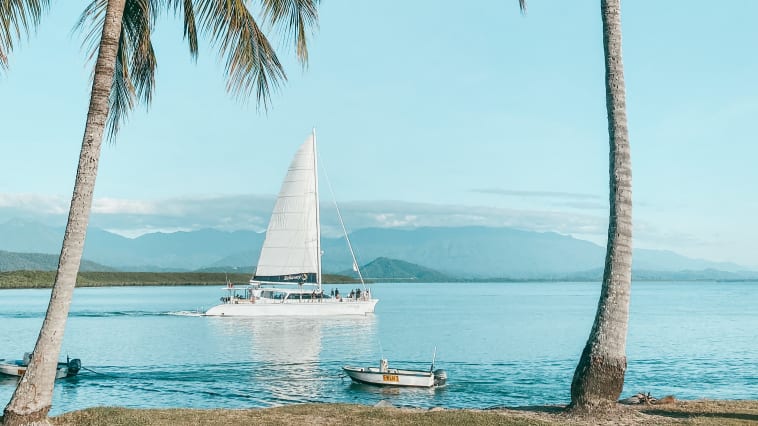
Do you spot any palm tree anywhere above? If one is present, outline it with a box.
[569,0,632,409]
[517,0,632,410]
[2,1,319,424]
[0,0,49,72]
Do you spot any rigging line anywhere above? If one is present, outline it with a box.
[317,152,367,291]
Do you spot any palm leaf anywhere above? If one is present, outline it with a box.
[165,0,198,59]
[259,0,319,65]
[109,23,136,140]
[0,0,50,70]
[74,0,108,64]
[194,0,287,107]
[77,0,157,141]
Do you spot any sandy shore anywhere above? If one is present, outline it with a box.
[37,400,758,425]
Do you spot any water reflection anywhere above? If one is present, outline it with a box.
[205,315,378,405]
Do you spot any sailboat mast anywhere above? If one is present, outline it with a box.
[313,128,322,291]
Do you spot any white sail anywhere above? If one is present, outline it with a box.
[254,135,319,283]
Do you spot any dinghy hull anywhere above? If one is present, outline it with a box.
[0,357,81,379]
[343,365,445,388]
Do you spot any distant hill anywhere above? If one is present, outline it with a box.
[0,250,116,272]
[332,227,601,278]
[82,228,264,272]
[341,257,453,282]
[0,219,265,271]
[0,219,66,253]
[1,219,755,280]
[327,227,750,279]
[194,265,255,274]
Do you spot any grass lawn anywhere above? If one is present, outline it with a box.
[35,400,758,426]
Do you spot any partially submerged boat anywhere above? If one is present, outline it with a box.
[205,130,378,317]
[343,357,447,388]
[0,352,81,379]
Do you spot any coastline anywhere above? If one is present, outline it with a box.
[2,271,755,290]
[36,400,758,425]
[0,271,361,289]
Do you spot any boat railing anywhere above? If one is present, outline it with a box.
[221,286,374,304]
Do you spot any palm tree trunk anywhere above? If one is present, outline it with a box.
[3,1,127,424]
[569,0,632,410]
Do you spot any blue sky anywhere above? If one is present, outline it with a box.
[1,1,757,268]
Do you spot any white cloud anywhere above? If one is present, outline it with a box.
[0,193,69,214]
[471,188,603,201]
[93,198,158,215]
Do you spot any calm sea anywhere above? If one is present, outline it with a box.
[1,281,757,415]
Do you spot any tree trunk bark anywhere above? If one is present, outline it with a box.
[569,0,632,411]
[3,1,127,424]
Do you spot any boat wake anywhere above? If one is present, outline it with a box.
[0,310,207,319]
[165,310,204,317]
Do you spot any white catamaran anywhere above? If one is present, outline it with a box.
[205,131,378,317]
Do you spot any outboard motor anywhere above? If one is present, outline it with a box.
[433,369,447,387]
[67,358,82,377]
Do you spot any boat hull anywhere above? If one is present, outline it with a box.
[205,298,378,317]
[342,366,436,387]
[0,360,79,379]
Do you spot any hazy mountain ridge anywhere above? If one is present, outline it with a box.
[1,219,754,280]
[0,250,116,272]
[340,257,454,282]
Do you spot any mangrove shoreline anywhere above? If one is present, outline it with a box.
[0,271,360,289]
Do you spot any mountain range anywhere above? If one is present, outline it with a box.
[1,218,755,280]
[0,250,115,272]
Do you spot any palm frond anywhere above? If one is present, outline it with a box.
[123,0,156,106]
[259,0,319,65]
[519,0,527,15]
[108,24,136,140]
[76,0,157,141]
[165,0,198,59]
[195,0,286,108]
[0,0,50,71]
[74,0,109,65]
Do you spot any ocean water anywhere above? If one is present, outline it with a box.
[1,281,757,415]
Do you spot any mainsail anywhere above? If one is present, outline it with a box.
[254,134,320,285]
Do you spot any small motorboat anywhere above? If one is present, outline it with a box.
[343,351,447,388]
[0,352,81,379]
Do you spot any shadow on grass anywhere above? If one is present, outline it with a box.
[487,405,566,414]
[644,408,758,422]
